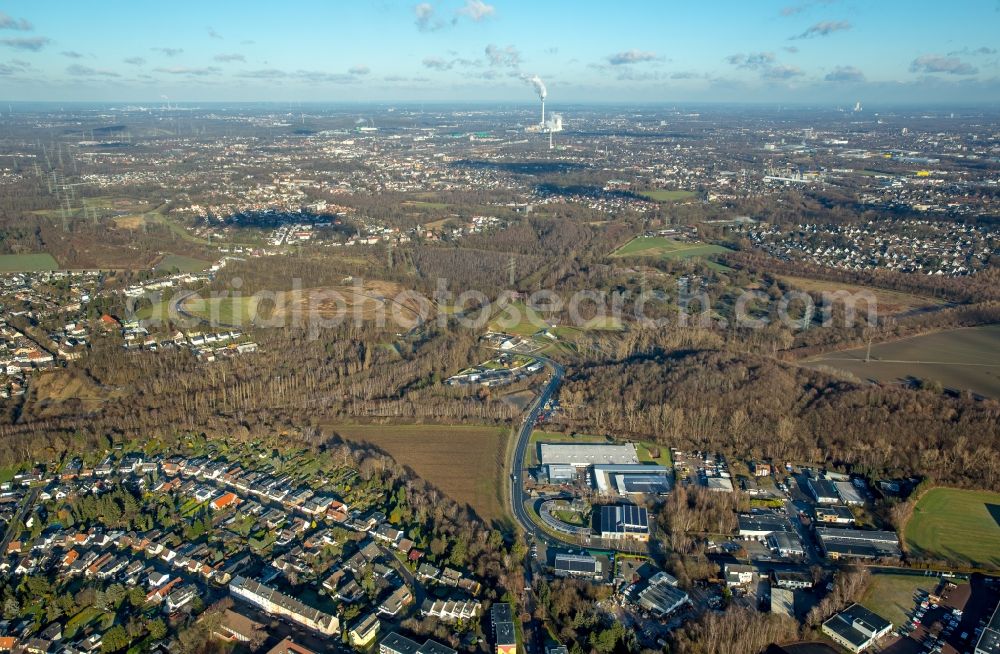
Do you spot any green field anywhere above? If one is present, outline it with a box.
[637,442,672,467]
[0,253,59,272]
[611,236,731,261]
[489,300,548,336]
[903,487,1000,569]
[181,295,260,326]
[638,189,697,202]
[861,573,941,627]
[155,253,212,273]
[807,325,1000,398]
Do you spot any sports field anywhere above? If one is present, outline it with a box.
[611,236,731,260]
[0,253,59,272]
[638,189,697,202]
[327,423,510,524]
[807,325,1000,398]
[903,487,1000,569]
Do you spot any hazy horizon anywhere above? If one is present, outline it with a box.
[2,0,998,104]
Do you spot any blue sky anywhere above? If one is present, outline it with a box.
[1,0,998,103]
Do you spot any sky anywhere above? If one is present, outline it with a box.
[0,0,998,104]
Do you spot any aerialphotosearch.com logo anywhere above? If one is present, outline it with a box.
[124,276,879,338]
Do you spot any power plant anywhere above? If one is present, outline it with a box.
[525,74,563,148]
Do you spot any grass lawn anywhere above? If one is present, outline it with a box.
[611,236,731,260]
[156,253,213,273]
[64,607,107,639]
[0,465,21,484]
[489,300,548,336]
[326,423,510,524]
[181,295,260,326]
[637,441,672,467]
[0,253,59,272]
[552,509,586,526]
[638,189,697,202]
[903,487,1000,569]
[861,573,941,627]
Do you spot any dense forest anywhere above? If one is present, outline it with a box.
[554,349,1000,490]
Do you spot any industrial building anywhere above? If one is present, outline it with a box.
[835,481,865,505]
[772,570,814,590]
[599,504,650,541]
[821,604,892,652]
[545,463,576,483]
[737,510,795,540]
[539,443,639,467]
[767,530,805,558]
[815,505,855,525]
[807,478,841,504]
[816,528,901,560]
[977,600,1000,654]
[637,572,689,618]
[553,552,602,578]
[592,464,670,495]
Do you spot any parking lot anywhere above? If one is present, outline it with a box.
[881,575,1000,654]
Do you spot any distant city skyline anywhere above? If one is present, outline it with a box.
[1,0,998,104]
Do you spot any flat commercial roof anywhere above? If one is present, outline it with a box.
[835,481,865,504]
[540,443,639,467]
[738,512,794,535]
[379,632,421,654]
[600,504,649,535]
[554,553,600,573]
[616,474,671,495]
[976,601,1000,654]
[591,464,670,494]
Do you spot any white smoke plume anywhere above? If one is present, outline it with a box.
[528,74,546,100]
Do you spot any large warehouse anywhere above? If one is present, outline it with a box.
[592,464,671,495]
[599,504,650,541]
[539,443,639,467]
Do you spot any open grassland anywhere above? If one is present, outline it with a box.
[181,295,260,326]
[155,253,212,273]
[489,300,548,336]
[807,325,1000,398]
[777,275,945,316]
[611,236,731,260]
[638,189,697,202]
[327,423,510,524]
[0,253,59,272]
[861,573,942,626]
[903,487,1000,569]
[269,281,426,330]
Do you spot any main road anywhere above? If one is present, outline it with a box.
[508,356,571,548]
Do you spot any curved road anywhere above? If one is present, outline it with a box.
[508,356,577,549]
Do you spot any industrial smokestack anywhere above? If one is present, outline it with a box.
[529,74,547,125]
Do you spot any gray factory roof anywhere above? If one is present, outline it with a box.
[539,443,639,467]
